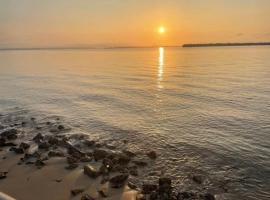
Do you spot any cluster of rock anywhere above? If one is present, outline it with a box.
[0,116,216,200]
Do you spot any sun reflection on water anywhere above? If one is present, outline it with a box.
[158,47,164,89]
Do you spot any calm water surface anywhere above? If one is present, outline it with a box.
[0,47,270,199]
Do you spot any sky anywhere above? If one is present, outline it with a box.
[0,0,270,48]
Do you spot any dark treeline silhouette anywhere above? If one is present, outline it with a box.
[183,42,270,48]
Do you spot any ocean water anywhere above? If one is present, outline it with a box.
[0,47,270,199]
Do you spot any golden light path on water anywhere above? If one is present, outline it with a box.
[158,47,164,89]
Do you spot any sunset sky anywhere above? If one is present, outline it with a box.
[1,0,270,48]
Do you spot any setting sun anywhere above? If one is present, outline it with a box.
[158,26,166,34]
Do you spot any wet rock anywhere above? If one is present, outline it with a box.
[38,141,50,150]
[71,188,84,196]
[84,165,99,178]
[177,191,196,199]
[1,128,18,140]
[10,147,24,154]
[128,165,138,176]
[127,181,138,189]
[65,163,78,170]
[98,189,108,198]
[159,177,172,190]
[35,159,45,168]
[67,143,85,158]
[58,125,64,130]
[132,159,148,167]
[84,140,95,147]
[80,156,92,162]
[19,142,30,150]
[99,165,109,175]
[122,150,136,157]
[93,149,108,161]
[47,136,60,145]
[192,175,203,184]
[67,156,79,164]
[116,153,131,165]
[146,151,157,159]
[48,150,65,157]
[46,121,51,125]
[201,193,215,200]
[0,171,8,179]
[109,174,129,188]
[81,194,95,200]
[142,183,158,194]
[0,138,5,146]
[33,133,44,143]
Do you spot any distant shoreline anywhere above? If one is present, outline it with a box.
[182,42,270,48]
[0,42,270,51]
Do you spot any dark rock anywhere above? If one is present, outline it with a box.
[67,143,85,158]
[132,160,148,167]
[31,117,36,121]
[127,181,137,189]
[67,156,79,164]
[116,153,131,165]
[159,177,172,191]
[65,163,78,170]
[20,142,30,150]
[99,165,109,175]
[0,171,8,179]
[71,188,84,196]
[58,125,64,130]
[48,150,65,157]
[142,183,158,194]
[146,151,157,159]
[122,150,136,157]
[128,165,138,176]
[80,156,92,162]
[81,194,95,200]
[46,121,51,125]
[177,192,196,199]
[202,193,215,200]
[98,189,108,198]
[100,175,110,184]
[10,147,24,154]
[33,133,44,143]
[35,159,45,168]
[109,174,129,188]
[47,136,60,145]
[84,140,95,147]
[1,128,18,140]
[0,138,5,146]
[84,165,99,178]
[192,175,203,184]
[93,149,108,161]
[38,141,50,150]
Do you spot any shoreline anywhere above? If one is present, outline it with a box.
[0,109,217,200]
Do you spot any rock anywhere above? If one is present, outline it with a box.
[159,177,172,189]
[116,153,131,165]
[98,189,108,197]
[0,171,8,179]
[33,133,44,143]
[192,175,203,184]
[142,184,158,194]
[58,125,64,130]
[46,121,51,125]
[1,128,18,140]
[71,188,84,196]
[65,163,78,170]
[47,137,60,145]
[67,143,85,158]
[81,194,95,200]
[127,181,137,189]
[67,156,79,164]
[80,156,92,162]
[19,142,30,150]
[93,149,108,161]
[202,193,215,200]
[122,150,136,157]
[9,147,24,154]
[128,166,138,176]
[84,165,99,178]
[84,140,95,147]
[48,150,65,157]
[35,159,45,168]
[0,138,5,146]
[146,151,157,159]
[38,142,50,150]
[109,174,129,188]
[177,192,196,199]
[132,160,148,167]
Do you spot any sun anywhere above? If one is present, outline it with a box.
[158,26,166,34]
